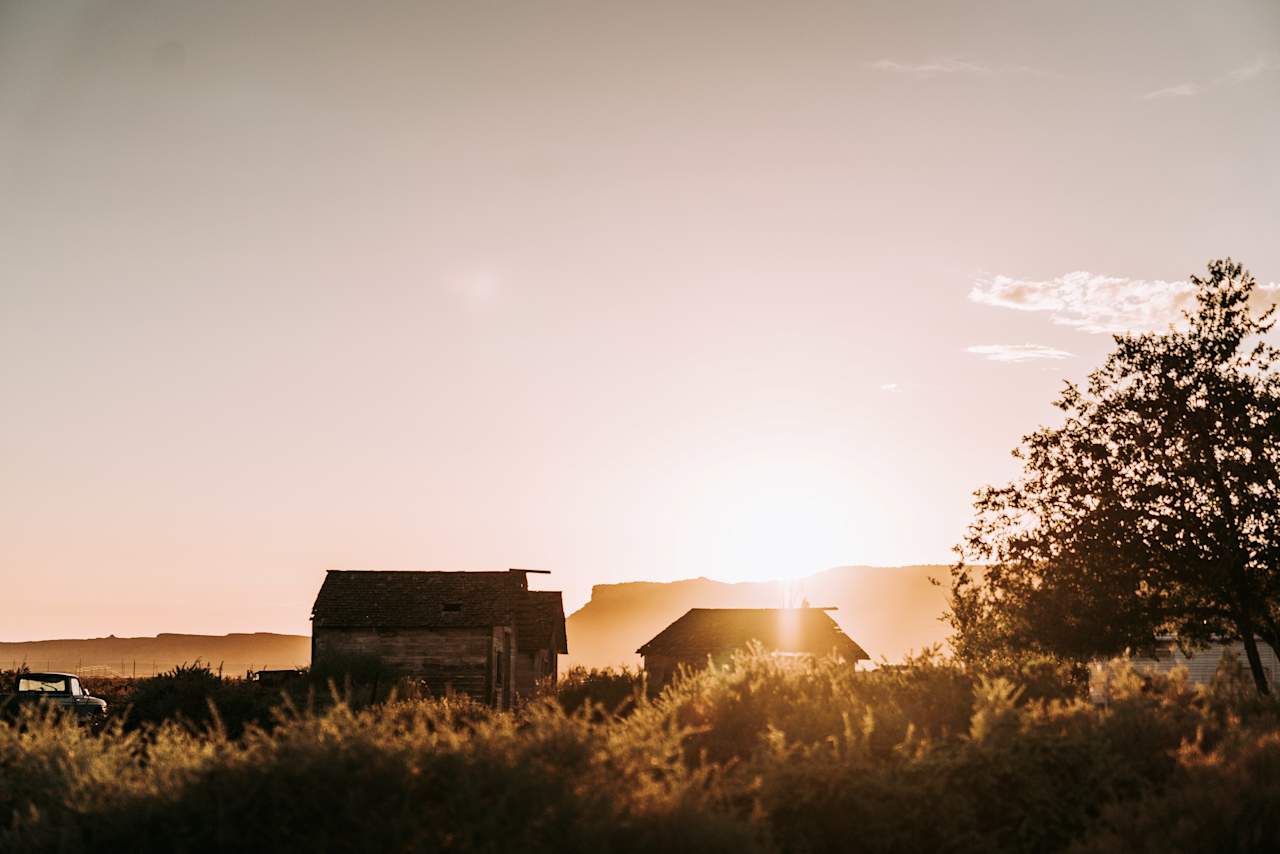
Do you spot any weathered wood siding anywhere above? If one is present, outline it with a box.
[644,652,740,685]
[642,653,685,686]
[314,626,515,705]
[515,652,536,699]
[495,626,515,709]
[515,649,556,699]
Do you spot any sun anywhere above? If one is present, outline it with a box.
[679,446,876,584]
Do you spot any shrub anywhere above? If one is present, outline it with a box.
[78,676,139,710]
[120,662,279,737]
[1,650,1277,854]
[1071,729,1280,854]
[552,665,648,717]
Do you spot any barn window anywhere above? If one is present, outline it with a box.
[442,603,462,613]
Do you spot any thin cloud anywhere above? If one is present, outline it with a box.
[1142,82,1201,99]
[868,58,990,77]
[966,344,1074,363]
[1222,56,1275,83]
[1143,55,1276,99]
[868,58,1051,78]
[970,272,1280,334]
[879,383,901,392]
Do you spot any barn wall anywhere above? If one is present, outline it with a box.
[644,652,732,685]
[493,626,516,710]
[515,650,555,698]
[642,654,686,686]
[515,652,537,699]
[314,626,499,702]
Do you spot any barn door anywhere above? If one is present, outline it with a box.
[501,629,513,709]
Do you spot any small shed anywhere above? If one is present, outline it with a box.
[309,569,566,708]
[636,607,868,685]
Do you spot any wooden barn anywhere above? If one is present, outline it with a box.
[309,569,566,709]
[636,607,868,685]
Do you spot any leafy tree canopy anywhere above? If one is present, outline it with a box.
[950,259,1280,693]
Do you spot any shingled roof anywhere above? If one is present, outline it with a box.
[311,570,526,629]
[517,591,569,654]
[636,608,868,661]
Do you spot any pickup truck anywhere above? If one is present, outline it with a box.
[2,672,108,724]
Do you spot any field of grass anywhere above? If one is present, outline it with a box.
[2,651,1278,853]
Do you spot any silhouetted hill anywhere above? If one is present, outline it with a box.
[0,633,309,677]
[565,565,950,669]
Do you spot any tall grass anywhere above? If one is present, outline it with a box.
[2,651,1276,853]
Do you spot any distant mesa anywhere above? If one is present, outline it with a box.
[565,565,949,670]
[0,633,309,678]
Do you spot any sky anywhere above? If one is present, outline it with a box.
[2,0,1278,640]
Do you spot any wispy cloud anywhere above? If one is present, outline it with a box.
[1142,55,1276,99]
[966,344,1074,363]
[1223,56,1275,83]
[1142,82,1202,99]
[867,58,1048,78]
[879,382,900,392]
[970,272,1279,334]
[868,58,990,77]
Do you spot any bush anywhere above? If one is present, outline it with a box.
[113,657,418,736]
[120,662,280,737]
[1071,729,1280,854]
[552,665,648,717]
[1,651,1277,854]
[78,676,139,710]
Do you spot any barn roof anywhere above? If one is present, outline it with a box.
[518,591,569,654]
[311,570,527,629]
[310,570,568,653]
[635,608,868,661]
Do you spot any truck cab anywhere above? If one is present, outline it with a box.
[8,672,108,722]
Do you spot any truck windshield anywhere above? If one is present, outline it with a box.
[18,676,69,693]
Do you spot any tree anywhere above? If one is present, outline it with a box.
[950,259,1280,694]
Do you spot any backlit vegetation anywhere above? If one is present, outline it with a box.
[3,650,1277,853]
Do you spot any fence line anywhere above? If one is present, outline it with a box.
[5,660,306,679]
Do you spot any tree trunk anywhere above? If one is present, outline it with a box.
[1239,628,1271,695]
[1260,613,1280,676]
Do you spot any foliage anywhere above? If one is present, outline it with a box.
[951,259,1280,693]
[1070,729,1280,854]
[120,662,281,738]
[551,665,649,717]
[3,657,426,739]
[3,650,1276,854]
[77,676,139,711]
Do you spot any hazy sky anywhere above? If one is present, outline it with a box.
[3,0,1278,640]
